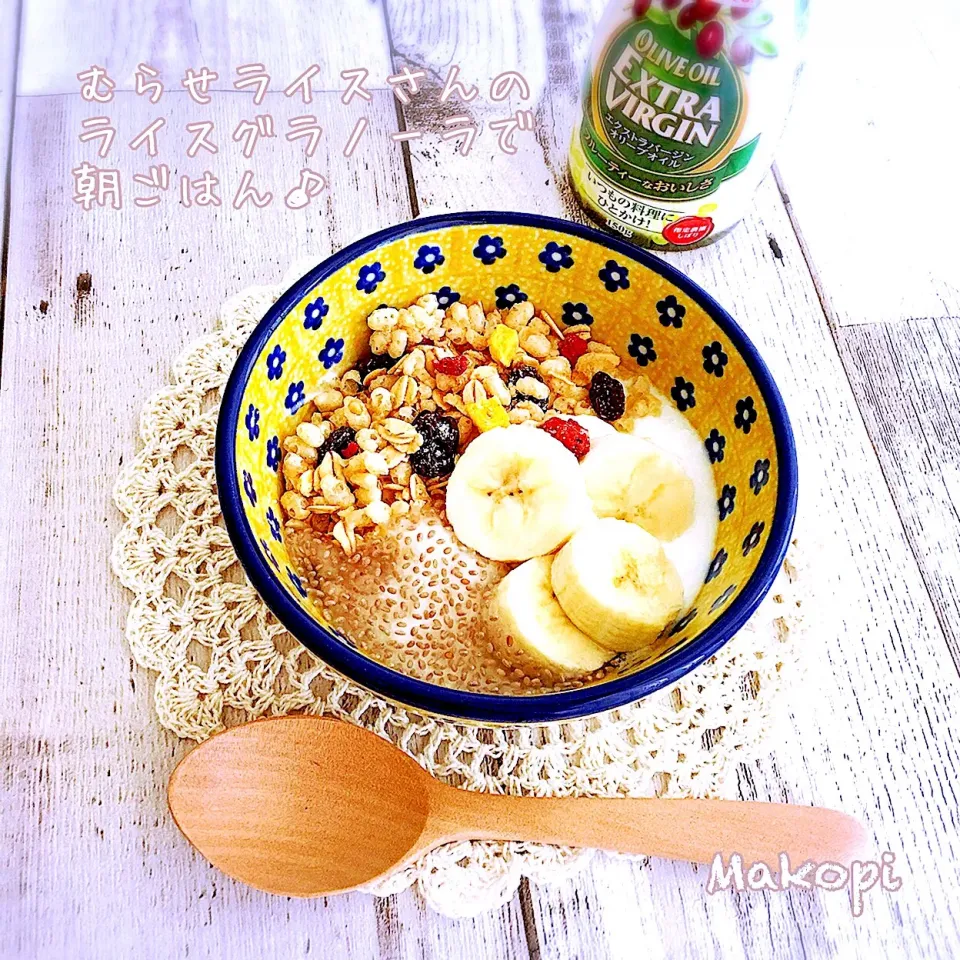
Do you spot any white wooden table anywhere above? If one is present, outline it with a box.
[2,1,959,957]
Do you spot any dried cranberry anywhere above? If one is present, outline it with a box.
[356,353,394,380]
[320,426,358,460]
[541,417,591,460]
[558,334,588,365]
[434,354,469,377]
[696,20,725,57]
[589,372,626,422]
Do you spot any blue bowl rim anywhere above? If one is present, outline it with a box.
[216,211,798,724]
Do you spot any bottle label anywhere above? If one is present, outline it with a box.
[580,10,760,204]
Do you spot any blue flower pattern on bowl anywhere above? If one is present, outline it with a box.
[539,241,574,273]
[670,376,695,412]
[702,341,728,377]
[242,470,257,506]
[495,283,527,310]
[562,301,593,326]
[266,435,280,471]
[735,396,758,434]
[318,337,345,370]
[414,244,444,275]
[285,380,306,413]
[245,403,260,441]
[704,429,725,464]
[267,506,282,541]
[435,285,460,309]
[304,297,329,330]
[599,260,630,292]
[356,262,386,294]
[259,538,280,570]
[742,522,765,556]
[710,585,737,613]
[669,608,697,636]
[657,295,685,328]
[718,484,736,521]
[266,344,286,381]
[473,234,506,265]
[628,333,656,367]
[705,549,727,583]
[750,458,770,495]
[287,566,308,598]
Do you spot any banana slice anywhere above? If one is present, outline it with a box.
[580,433,695,541]
[552,517,684,653]
[486,555,610,677]
[446,425,591,562]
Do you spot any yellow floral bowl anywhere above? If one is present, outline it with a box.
[216,213,797,724]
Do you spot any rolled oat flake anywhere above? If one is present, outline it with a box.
[569,0,807,249]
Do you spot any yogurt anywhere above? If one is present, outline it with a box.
[627,397,717,606]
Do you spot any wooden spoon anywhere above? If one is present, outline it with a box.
[168,716,868,896]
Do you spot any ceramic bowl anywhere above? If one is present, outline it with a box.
[216,213,797,723]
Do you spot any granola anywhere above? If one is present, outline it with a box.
[278,293,661,551]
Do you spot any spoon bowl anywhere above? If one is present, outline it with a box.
[170,717,432,894]
[169,716,869,896]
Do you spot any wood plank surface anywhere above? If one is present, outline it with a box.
[18,0,393,94]
[0,89,400,960]
[0,0,22,299]
[776,0,960,327]
[834,318,960,667]
[385,1,960,958]
[3,0,960,957]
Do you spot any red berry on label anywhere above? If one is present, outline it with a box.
[541,417,591,460]
[632,0,652,16]
[677,3,700,29]
[558,334,589,365]
[435,354,469,376]
[696,20,725,57]
[663,0,682,8]
[731,35,754,65]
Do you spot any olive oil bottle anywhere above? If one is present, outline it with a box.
[570,0,805,249]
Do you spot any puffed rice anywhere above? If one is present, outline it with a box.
[313,385,344,412]
[343,397,372,430]
[296,421,326,448]
[368,387,392,418]
[355,427,382,452]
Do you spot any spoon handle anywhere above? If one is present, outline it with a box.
[433,791,869,867]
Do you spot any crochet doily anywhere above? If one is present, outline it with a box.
[111,263,809,917]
